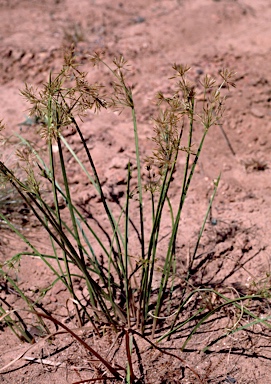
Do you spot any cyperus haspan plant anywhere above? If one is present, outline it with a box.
[0,49,247,353]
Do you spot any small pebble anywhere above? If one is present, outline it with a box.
[251,107,264,118]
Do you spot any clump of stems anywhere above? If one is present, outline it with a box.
[0,50,237,339]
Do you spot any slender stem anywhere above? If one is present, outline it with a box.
[131,107,145,259]
[125,163,131,326]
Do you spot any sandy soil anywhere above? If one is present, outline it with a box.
[1,0,271,383]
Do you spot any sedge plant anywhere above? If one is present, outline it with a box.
[0,49,249,349]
